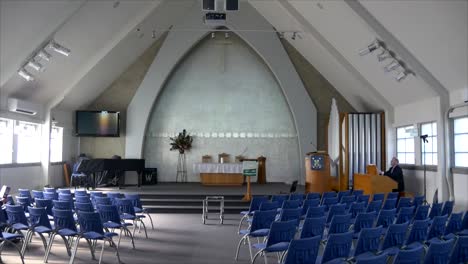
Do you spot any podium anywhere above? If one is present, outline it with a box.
[354,165,397,195]
[305,153,330,194]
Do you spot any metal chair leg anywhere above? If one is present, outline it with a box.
[235,235,246,260]
[68,237,80,264]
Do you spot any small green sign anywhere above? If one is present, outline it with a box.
[243,161,258,177]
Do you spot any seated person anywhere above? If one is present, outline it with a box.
[380,157,405,192]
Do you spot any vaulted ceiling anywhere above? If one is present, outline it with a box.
[1,0,467,116]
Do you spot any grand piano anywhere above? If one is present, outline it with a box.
[77,159,145,189]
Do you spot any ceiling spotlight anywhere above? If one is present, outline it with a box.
[377,49,392,62]
[384,60,401,72]
[278,32,285,39]
[37,50,52,61]
[18,69,34,81]
[292,32,297,40]
[152,30,156,39]
[359,39,381,56]
[225,32,229,39]
[211,32,216,38]
[27,60,44,72]
[395,70,408,82]
[49,41,71,56]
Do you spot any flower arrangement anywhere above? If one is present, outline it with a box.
[169,129,193,154]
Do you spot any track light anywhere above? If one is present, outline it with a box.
[395,70,408,82]
[292,32,297,40]
[27,60,44,72]
[152,30,156,39]
[225,32,229,39]
[49,41,71,56]
[18,69,34,81]
[384,60,401,72]
[37,50,51,61]
[377,49,392,62]
[359,39,381,56]
[211,32,215,38]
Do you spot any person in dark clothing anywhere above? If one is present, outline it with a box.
[380,157,405,192]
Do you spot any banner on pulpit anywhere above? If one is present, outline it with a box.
[242,161,258,177]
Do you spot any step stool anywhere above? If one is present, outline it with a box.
[202,196,224,224]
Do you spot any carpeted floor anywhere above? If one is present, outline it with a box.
[1,213,277,264]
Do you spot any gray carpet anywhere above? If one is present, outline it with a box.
[1,213,278,264]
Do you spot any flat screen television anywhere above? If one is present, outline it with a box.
[75,111,120,137]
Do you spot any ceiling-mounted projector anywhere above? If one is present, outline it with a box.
[204,13,226,26]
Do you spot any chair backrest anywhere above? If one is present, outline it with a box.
[57,189,71,194]
[15,196,31,211]
[247,196,269,213]
[382,222,409,250]
[383,198,397,210]
[28,206,52,229]
[414,205,430,221]
[75,202,94,213]
[300,216,326,239]
[441,200,454,217]
[366,200,383,213]
[357,195,370,206]
[97,204,121,224]
[123,193,142,208]
[35,198,53,216]
[201,155,212,163]
[353,212,377,234]
[53,200,72,210]
[74,189,88,197]
[43,187,56,193]
[90,191,104,198]
[321,191,337,204]
[462,211,468,230]
[259,201,280,211]
[396,206,415,224]
[52,208,77,232]
[412,195,424,208]
[326,203,347,223]
[306,192,321,200]
[337,190,352,202]
[429,203,443,219]
[349,202,366,218]
[265,220,297,247]
[392,245,424,264]
[376,208,397,228]
[323,197,339,212]
[115,198,136,216]
[77,211,104,235]
[449,236,468,264]
[305,205,326,218]
[424,238,454,264]
[302,199,320,216]
[445,212,463,235]
[43,192,58,200]
[397,197,413,211]
[387,192,399,200]
[289,193,304,201]
[373,193,385,201]
[94,197,112,206]
[6,195,14,205]
[106,192,121,204]
[340,196,356,209]
[31,190,44,199]
[406,218,430,245]
[283,236,321,264]
[329,214,352,234]
[58,193,73,201]
[355,253,388,264]
[271,195,288,206]
[352,190,364,196]
[283,200,302,209]
[75,195,91,203]
[354,226,383,256]
[280,208,302,226]
[18,188,32,200]
[322,231,353,263]
[427,215,448,240]
[5,204,28,226]
[250,210,277,232]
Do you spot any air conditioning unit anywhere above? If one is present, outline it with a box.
[7,98,40,116]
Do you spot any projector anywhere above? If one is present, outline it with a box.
[204,12,226,26]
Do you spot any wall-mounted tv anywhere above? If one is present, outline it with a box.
[75,111,120,137]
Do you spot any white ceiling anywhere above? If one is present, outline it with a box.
[0,0,467,114]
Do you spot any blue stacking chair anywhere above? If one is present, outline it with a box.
[238,196,269,232]
[355,253,388,264]
[413,195,424,209]
[383,198,398,210]
[44,208,79,263]
[444,212,463,240]
[321,191,337,204]
[75,195,91,204]
[97,204,135,249]
[351,226,384,261]
[74,202,94,213]
[282,236,321,264]
[429,203,443,219]
[350,202,366,220]
[380,222,410,256]
[115,198,148,238]
[316,231,353,263]
[5,205,30,254]
[353,190,364,196]
[279,208,302,226]
[57,189,71,195]
[460,211,468,236]
[414,205,430,221]
[235,210,277,262]
[306,192,321,200]
[366,200,383,213]
[323,197,339,212]
[423,238,454,264]
[391,245,424,264]
[449,236,468,264]
[387,192,399,200]
[0,207,25,264]
[16,196,31,213]
[251,220,297,264]
[337,190,352,202]
[43,192,58,201]
[106,192,121,204]
[53,200,72,210]
[376,209,397,231]
[18,189,33,204]
[27,207,53,253]
[289,193,304,201]
[260,201,280,211]
[406,219,430,249]
[32,190,44,199]
[300,216,326,239]
[58,193,74,210]
[396,206,415,224]
[326,203,347,224]
[341,196,356,210]
[271,195,288,206]
[71,211,121,264]
[427,215,448,243]
[90,192,105,206]
[397,197,413,212]
[43,187,56,193]
[35,198,54,218]
[357,195,370,206]
[94,197,112,207]
[328,214,352,235]
[373,193,385,201]
[305,205,326,219]
[6,195,15,205]
[352,212,377,239]
[282,200,302,209]
[301,199,320,216]
[74,189,88,196]
[441,201,454,217]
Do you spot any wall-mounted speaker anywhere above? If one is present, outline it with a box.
[202,0,216,11]
[225,0,238,11]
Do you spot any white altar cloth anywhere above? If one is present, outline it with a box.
[193,163,243,174]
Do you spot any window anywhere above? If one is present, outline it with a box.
[421,122,437,165]
[397,125,415,164]
[14,121,41,163]
[50,126,63,162]
[0,118,14,164]
[454,117,468,167]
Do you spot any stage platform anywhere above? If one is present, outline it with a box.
[92,182,304,214]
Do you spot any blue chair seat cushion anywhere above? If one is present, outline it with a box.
[121,213,136,220]
[34,226,52,233]
[11,223,29,231]
[81,231,118,240]
[458,229,468,236]
[354,251,379,260]
[103,221,132,229]
[381,246,400,256]
[2,232,23,240]
[58,228,78,237]
[265,242,290,252]
[249,228,270,237]
[134,207,143,213]
[405,241,423,250]
[323,259,348,264]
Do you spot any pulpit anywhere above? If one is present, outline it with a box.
[305,153,330,194]
[353,164,397,195]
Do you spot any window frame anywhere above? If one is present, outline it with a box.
[50,126,64,163]
[396,124,416,165]
[453,116,468,168]
[420,121,438,166]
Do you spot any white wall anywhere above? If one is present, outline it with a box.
[0,165,44,193]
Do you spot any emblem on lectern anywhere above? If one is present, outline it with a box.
[311,156,324,170]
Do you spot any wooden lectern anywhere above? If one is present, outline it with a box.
[353,165,397,195]
[305,153,330,194]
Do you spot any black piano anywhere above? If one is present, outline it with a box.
[77,159,145,189]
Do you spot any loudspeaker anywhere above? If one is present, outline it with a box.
[225,0,238,11]
[202,0,215,11]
